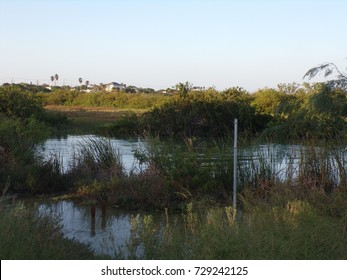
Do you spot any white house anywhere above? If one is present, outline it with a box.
[192,86,205,91]
[105,82,126,92]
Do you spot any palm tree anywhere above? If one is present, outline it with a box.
[54,74,59,86]
[50,76,54,86]
[85,80,89,88]
[78,77,83,90]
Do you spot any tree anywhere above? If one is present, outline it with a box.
[54,74,59,86]
[175,81,192,98]
[85,80,89,88]
[277,82,301,94]
[78,78,83,90]
[251,88,287,116]
[304,62,347,90]
[50,76,54,86]
[0,85,44,120]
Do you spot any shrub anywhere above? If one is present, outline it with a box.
[260,84,347,141]
[143,88,269,137]
[0,85,44,120]
[41,88,170,109]
[103,113,141,136]
[0,117,70,194]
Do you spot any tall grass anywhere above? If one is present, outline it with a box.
[295,145,346,191]
[131,138,347,202]
[70,137,125,183]
[124,195,347,259]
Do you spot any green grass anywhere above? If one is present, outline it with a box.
[125,192,347,259]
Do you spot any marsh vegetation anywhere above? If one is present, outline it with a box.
[0,83,346,259]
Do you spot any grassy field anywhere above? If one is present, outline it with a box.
[45,105,146,134]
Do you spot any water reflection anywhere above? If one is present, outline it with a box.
[38,200,135,257]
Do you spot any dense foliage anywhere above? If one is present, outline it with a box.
[0,85,68,194]
[143,87,271,137]
[254,83,347,140]
[141,83,347,140]
[3,82,346,140]
[0,85,44,120]
[40,88,170,109]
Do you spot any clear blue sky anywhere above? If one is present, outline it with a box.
[0,0,346,91]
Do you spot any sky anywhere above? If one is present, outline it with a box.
[0,0,346,92]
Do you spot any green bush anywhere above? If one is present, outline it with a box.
[0,85,44,120]
[0,85,68,127]
[41,88,170,109]
[103,113,141,136]
[258,84,347,141]
[41,88,80,105]
[143,88,269,137]
[0,116,69,194]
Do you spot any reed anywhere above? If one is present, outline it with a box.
[69,136,125,184]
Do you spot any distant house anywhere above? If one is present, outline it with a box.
[105,82,126,92]
[192,86,205,91]
[83,85,95,93]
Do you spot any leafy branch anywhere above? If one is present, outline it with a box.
[303,62,347,90]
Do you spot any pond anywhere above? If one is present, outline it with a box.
[31,135,346,257]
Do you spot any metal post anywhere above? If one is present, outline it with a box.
[233,118,238,216]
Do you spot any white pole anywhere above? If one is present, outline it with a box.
[233,118,238,216]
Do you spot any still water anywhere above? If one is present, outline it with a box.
[36,199,159,258]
